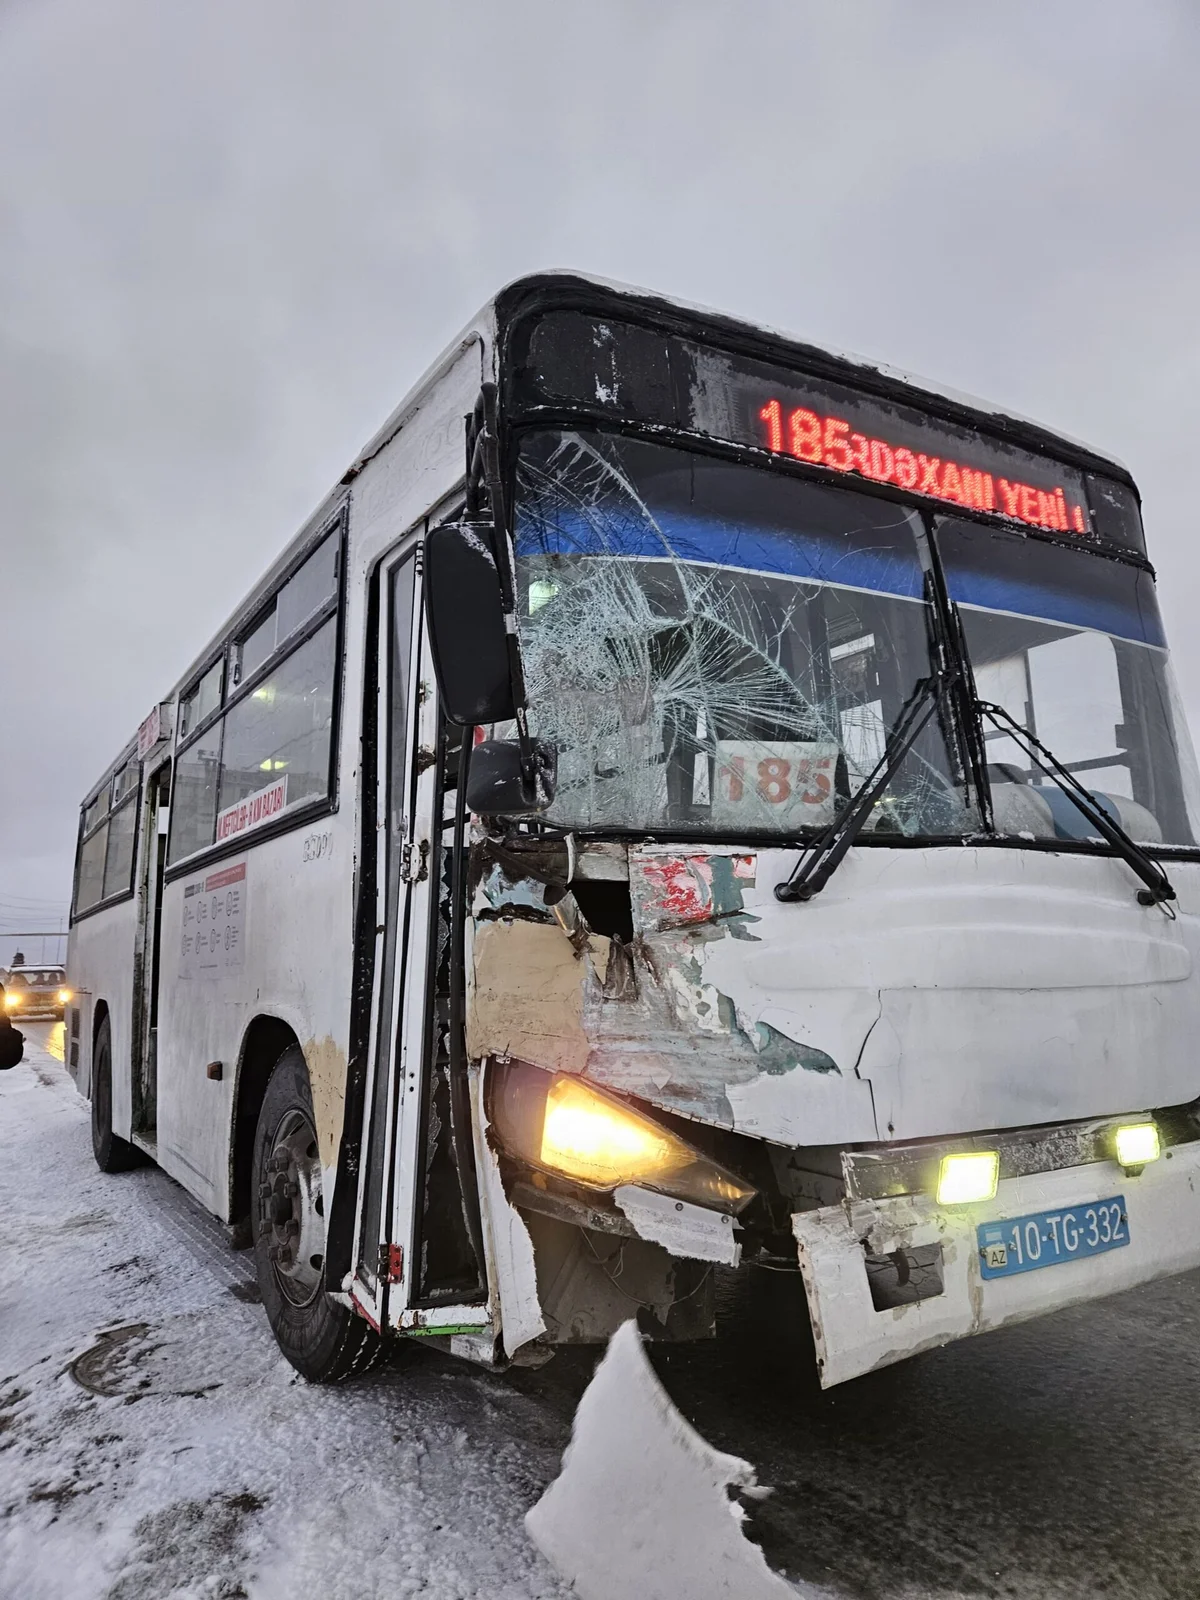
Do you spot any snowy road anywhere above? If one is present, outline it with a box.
[0,1027,573,1600]
[5,1024,1200,1598]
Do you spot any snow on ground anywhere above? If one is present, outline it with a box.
[0,1027,575,1600]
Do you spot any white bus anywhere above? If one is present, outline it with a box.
[68,273,1200,1387]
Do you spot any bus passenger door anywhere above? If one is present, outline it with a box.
[132,759,170,1145]
[350,544,427,1327]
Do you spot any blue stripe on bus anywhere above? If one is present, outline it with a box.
[516,510,925,600]
[946,569,1164,648]
[516,509,1163,647]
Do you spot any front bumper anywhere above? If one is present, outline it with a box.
[793,1140,1200,1388]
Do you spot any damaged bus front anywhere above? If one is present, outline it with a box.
[425,283,1200,1386]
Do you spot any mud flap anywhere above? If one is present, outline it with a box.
[526,1320,806,1599]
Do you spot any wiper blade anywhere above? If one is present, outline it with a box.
[775,676,940,903]
[978,700,1175,907]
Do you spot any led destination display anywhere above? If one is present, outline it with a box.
[514,308,1144,554]
[757,396,1090,536]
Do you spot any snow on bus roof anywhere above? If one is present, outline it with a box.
[489,269,1129,473]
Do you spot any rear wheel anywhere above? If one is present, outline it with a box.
[91,1014,142,1172]
[253,1044,384,1382]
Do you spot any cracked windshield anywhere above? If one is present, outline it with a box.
[514,429,978,838]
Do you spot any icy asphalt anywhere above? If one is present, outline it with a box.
[4,1024,1200,1600]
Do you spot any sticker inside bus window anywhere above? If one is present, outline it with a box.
[216,775,288,842]
[711,741,839,828]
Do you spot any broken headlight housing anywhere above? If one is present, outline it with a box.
[488,1061,756,1215]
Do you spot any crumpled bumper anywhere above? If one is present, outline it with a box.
[793,1139,1200,1388]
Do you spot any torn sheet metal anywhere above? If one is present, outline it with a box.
[630,849,758,934]
[465,843,879,1144]
[526,1321,802,1600]
[585,845,877,1137]
[614,1185,741,1266]
[521,1207,713,1344]
[468,1063,546,1356]
[466,919,609,1075]
[794,1139,1200,1388]
[470,835,573,919]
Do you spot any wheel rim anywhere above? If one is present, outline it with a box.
[260,1108,326,1307]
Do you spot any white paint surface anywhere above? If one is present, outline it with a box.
[701,847,1200,1143]
[614,1185,741,1266]
[526,1321,812,1600]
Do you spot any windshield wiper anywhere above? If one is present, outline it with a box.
[775,675,941,903]
[977,701,1175,907]
[776,548,982,905]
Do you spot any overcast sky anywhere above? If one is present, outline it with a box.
[2,0,1199,942]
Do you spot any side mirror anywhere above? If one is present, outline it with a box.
[466,739,557,816]
[424,506,556,815]
[423,518,515,725]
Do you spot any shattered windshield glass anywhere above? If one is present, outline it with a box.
[939,519,1200,848]
[513,430,980,839]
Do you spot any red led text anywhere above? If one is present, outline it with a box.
[759,398,1089,536]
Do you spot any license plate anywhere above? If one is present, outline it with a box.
[977,1196,1130,1280]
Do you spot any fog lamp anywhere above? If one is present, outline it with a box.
[57,989,72,1005]
[489,1063,756,1213]
[1115,1123,1160,1169]
[936,1150,999,1206]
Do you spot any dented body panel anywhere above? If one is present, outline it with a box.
[468,838,1200,1149]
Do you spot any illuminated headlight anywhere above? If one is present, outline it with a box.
[4,992,20,1009]
[489,1062,756,1213]
[57,989,72,1005]
[936,1150,999,1206]
[1115,1123,1160,1169]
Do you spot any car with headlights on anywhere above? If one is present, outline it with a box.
[3,962,70,1021]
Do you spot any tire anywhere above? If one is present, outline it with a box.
[253,1044,384,1382]
[91,1014,142,1172]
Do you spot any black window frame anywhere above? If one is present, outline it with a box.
[178,656,226,743]
[70,754,143,923]
[164,511,349,881]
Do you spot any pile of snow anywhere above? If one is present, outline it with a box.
[528,1321,819,1599]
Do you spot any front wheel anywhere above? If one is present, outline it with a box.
[252,1044,384,1382]
[91,1014,141,1172]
